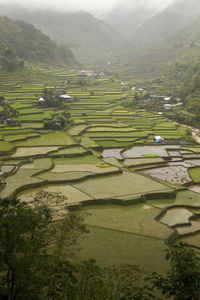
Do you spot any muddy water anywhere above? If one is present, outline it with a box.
[143,166,191,185]
[168,161,193,168]
[168,150,181,157]
[123,145,180,158]
[102,148,123,160]
[185,159,200,166]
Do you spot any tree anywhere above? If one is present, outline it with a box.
[152,242,200,300]
[0,191,87,300]
[75,259,106,300]
[104,264,154,300]
[0,196,51,299]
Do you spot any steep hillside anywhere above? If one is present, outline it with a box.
[132,0,200,47]
[0,15,76,66]
[104,6,155,38]
[0,5,125,64]
[117,0,200,79]
[168,16,200,47]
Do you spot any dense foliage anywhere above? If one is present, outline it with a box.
[0,44,24,71]
[153,242,200,300]
[0,191,200,300]
[0,7,124,64]
[0,16,76,67]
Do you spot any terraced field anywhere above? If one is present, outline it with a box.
[0,66,200,274]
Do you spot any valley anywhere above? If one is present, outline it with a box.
[0,1,200,296]
[0,66,200,275]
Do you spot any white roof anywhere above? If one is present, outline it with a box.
[155,136,162,139]
[60,94,72,99]
[80,70,93,73]
[39,97,45,102]
[164,97,171,101]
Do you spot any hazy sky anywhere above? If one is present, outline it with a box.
[0,0,176,15]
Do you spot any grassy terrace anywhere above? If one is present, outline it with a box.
[0,66,200,273]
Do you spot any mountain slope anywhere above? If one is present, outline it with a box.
[104,6,156,38]
[132,0,200,47]
[168,16,200,47]
[0,15,76,66]
[0,5,125,63]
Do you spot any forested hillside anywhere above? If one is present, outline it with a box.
[168,17,200,47]
[0,16,76,68]
[132,0,200,47]
[0,5,125,63]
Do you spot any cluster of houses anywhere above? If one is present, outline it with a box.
[38,94,73,105]
[128,84,181,111]
[79,70,107,78]
[131,86,146,92]
[149,94,182,110]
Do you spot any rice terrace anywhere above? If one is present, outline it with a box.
[1,65,200,277]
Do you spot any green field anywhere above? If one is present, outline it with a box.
[189,167,200,183]
[0,66,200,275]
[76,226,169,274]
[73,171,173,199]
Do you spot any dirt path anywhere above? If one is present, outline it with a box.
[172,121,200,144]
[184,125,200,144]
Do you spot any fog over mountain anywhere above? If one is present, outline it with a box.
[0,0,199,64]
[0,3,125,64]
[132,0,200,47]
[0,0,176,16]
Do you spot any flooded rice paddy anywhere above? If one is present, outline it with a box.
[122,145,181,158]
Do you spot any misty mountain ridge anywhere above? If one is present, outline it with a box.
[0,1,200,72]
[168,15,200,47]
[103,5,156,38]
[131,0,200,47]
[0,4,125,64]
[0,15,76,65]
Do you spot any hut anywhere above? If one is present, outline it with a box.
[60,94,72,100]
[154,136,162,143]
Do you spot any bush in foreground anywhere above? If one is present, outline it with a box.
[0,191,200,299]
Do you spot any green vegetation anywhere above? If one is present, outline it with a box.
[0,168,44,199]
[1,2,200,298]
[152,242,200,300]
[19,184,93,205]
[148,190,200,209]
[10,146,60,158]
[1,190,200,299]
[0,65,200,300]
[77,204,173,239]
[189,167,200,183]
[0,45,23,72]
[14,132,76,146]
[77,225,169,273]
[73,171,173,199]
[0,141,15,153]
[0,16,76,67]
